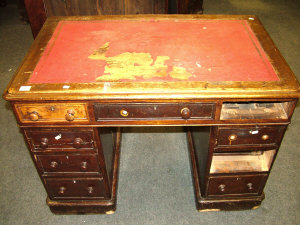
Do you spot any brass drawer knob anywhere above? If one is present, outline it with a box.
[59,186,66,194]
[120,109,129,117]
[228,134,237,144]
[65,109,75,121]
[87,186,94,194]
[261,134,269,141]
[218,184,226,192]
[73,138,83,149]
[181,107,191,119]
[29,111,39,121]
[80,162,88,171]
[40,137,49,149]
[247,183,253,190]
[50,161,58,168]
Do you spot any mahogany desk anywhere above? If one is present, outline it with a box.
[3,15,300,214]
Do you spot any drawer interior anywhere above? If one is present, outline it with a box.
[220,101,294,120]
[210,150,276,174]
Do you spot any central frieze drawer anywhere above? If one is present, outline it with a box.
[94,103,215,120]
[45,177,106,200]
[36,154,101,174]
[24,128,96,152]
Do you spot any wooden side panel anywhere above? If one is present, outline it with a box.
[44,0,127,16]
[99,0,125,15]
[44,0,101,16]
[24,0,47,38]
[177,0,203,14]
[153,0,166,14]
[190,127,211,195]
[125,0,153,14]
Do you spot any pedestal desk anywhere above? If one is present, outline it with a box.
[3,15,300,214]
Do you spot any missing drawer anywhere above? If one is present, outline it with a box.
[220,101,293,120]
[210,149,276,174]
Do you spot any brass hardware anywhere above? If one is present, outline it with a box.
[29,111,39,121]
[80,162,88,171]
[65,109,75,121]
[40,137,48,149]
[50,161,58,168]
[120,109,129,117]
[228,134,237,144]
[59,186,66,194]
[218,184,226,192]
[87,186,94,194]
[181,107,191,119]
[73,138,83,149]
[247,183,253,190]
[261,134,269,140]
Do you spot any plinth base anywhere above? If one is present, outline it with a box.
[47,198,116,214]
[196,194,265,211]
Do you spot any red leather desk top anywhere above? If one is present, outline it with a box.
[29,19,278,84]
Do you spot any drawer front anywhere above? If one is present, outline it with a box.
[36,154,101,174]
[15,103,89,123]
[217,126,286,146]
[94,103,215,121]
[45,178,106,199]
[207,174,267,196]
[24,128,96,152]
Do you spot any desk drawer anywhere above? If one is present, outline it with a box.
[15,103,89,123]
[24,128,96,152]
[45,177,106,199]
[94,103,215,121]
[207,174,267,196]
[36,154,101,174]
[216,126,286,146]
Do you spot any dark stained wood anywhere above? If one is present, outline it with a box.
[25,0,167,38]
[94,103,215,121]
[206,174,268,196]
[24,0,47,38]
[216,125,287,146]
[154,0,167,14]
[177,0,203,14]
[3,15,300,214]
[24,127,96,152]
[36,154,101,174]
[97,127,117,186]
[125,0,152,14]
[46,127,121,214]
[189,127,211,195]
[98,0,125,15]
[44,0,101,16]
[44,177,107,199]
